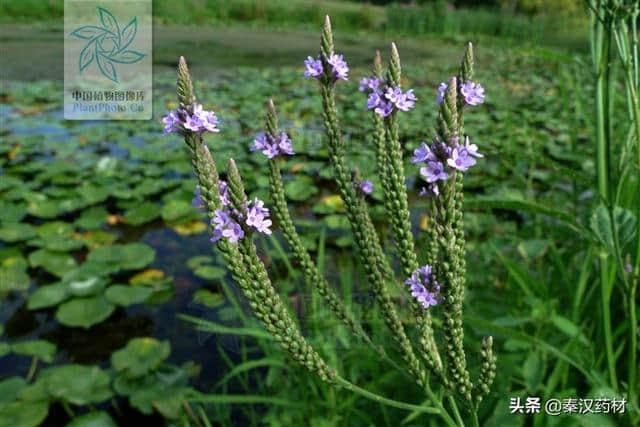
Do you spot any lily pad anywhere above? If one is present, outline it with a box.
[0,256,30,293]
[66,412,117,427]
[0,342,10,357]
[186,256,214,270]
[28,282,69,310]
[124,202,160,226]
[129,269,165,285]
[0,377,26,404]
[0,223,37,242]
[65,276,109,297]
[172,220,207,235]
[76,230,118,249]
[55,296,115,329]
[105,285,153,306]
[161,200,195,223]
[34,221,84,251]
[284,176,318,201]
[75,206,109,230]
[46,364,112,405]
[87,243,156,271]
[0,400,49,427]
[0,202,27,223]
[193,265,225,280]
[192,289,224,308]
[29,249,77,277]
[12,340,57,363]
[111,337,171,378]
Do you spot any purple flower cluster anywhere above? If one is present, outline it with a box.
[304,53,349,82]
[412,136,483,196]
[359,77,416,118]
[163,103,220,135]
[192,181,230,210]
[436,80,485,106]
[251,132,294,159]
[356,179,373,195]
[405,265,441,309]
[211,197,272,244]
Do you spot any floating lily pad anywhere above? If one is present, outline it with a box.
[105,285,152,306]
[193,265,225,280]
[12,340,57,363]
[33,221,84,251]
[161,200,195,223]
[0,256,30,293]
[28,249,77,277]
[76,230,118,249]
[62,260,120,281]
[75,206,109,230]
[129,269,164,286]
[186,256,215,270]
[65,276,108,297]
[66,411,117,427]
[0,377,26,404]
[111,337,171,378]
[0,400,49,427]
[192,289,224,308]
[124,202,160,226]
[172,220,207,235]
[284,176,318,201]
[87,243,156,271]
[0,202,27,223]
[46,364,112,405]
[28,282,69,310]
[0,223,37,243]
[55,296,115,329]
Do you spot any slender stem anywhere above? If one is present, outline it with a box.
[629,282,637,414]
[600,254,618,389]
[61,400,75,418]
[447,395,464,426]
[334,375,442,416]
[470,409,480,427]
[26,356,38,382]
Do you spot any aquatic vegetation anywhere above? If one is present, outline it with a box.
[167,16,497,425]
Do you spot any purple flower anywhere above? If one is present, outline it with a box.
[252,133,269,152]
[246,198,272,235]
[463,136,483,158]
[252,132,294,159]
[276,132,295,156]
[327,53,349,81]
[367,91,383,109]
[211,209,244,243]
[460,81,485,106]
[162,104,219,135]
[405,264,441,309]
[447,146,476,171]
[419,183,439,197]
[219,180,230,206]
[192,185,203,208]
[420,161,449,183]
[359,77,381,92]
[395,89,416,112]
[385,87,403,104]
[304,56,323,78]
[359,180,373,195]
[412,143,437,164]
[162,110,180,134]
[436,82,448,104]
[374,101,394,118]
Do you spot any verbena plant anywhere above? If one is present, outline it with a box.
[163,16,495,426]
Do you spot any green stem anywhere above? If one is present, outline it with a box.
[600,253,618,389]
[334,375,441,416]
[447,395,464,426]
[629,281,637,413]
[26,356,38,382]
